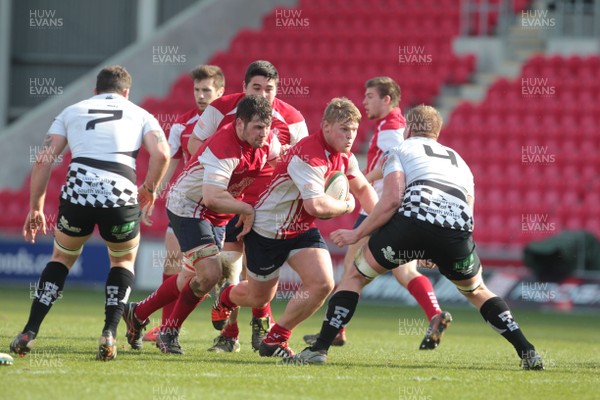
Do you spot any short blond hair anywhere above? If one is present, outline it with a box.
[406,105,443,139]
[322,97,361,125]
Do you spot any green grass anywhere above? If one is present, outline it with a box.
[0,285,598,400]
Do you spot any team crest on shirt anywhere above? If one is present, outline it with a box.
[228,177,255,197]
[271,128,280,138]
[381,246,401,264]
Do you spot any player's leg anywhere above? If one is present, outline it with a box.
[260,246,334,357]
[303,215,368,347]
[393,261,441,320]
[157,217,223,354]
[208,237,243,353]
[216,229,285,355]
[10,202,93,357]
[428,225,543,370]
[97,204,141,361]
[450,265,544,370]
[392,261,450,350]
[285,242,382,365]
[211,216,244,331]
[290,214,424,364]
[143,227,182,342]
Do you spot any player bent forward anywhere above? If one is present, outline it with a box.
[122,95,280,354]
[286,105,544,370]
[216,97,378,357]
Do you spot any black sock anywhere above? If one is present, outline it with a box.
[102,267,134,337]
[480,296,535,358]
[23,261,69,335]
[313,291,360,352]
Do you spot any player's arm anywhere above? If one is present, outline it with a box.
[187,135,204,156]
[363,167,383,185]
[303,195,354,220]
[266,134,283,168]
[347,154,378,214]
[139,129,170,209]
[202,184,254,216]
[200,149,255,239]
[24,133,68,243]
[349,171,378,215]
[331,170,404,247]
[188,105,222,155]
[156,122,186,197]
[155,158,179,198]
[467,195,474,211]
[364,128,403,184]
[289,156,354,219]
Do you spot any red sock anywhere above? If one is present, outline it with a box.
[264,323,291,344]
[406,275,442,321]
[251,304,270,319]
[161,273,177,326]
[221,322,239,339]
[136,274,181,321]
[220,284,237,309]
[338,326,346,336]
[163,283,206,330]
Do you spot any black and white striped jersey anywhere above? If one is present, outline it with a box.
[49,93,163,207]
[382,136,474,231]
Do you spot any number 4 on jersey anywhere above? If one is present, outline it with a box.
[86,109,123,130]
[423,144,458,167]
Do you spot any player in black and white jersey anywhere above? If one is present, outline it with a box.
[10,65,170,361]
[286,105,544,370]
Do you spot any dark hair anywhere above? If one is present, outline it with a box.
[365,76,401,107]
[236,94,272,125]
[190,65,225,89]
[95,65,132,94]
[244,60,279,86]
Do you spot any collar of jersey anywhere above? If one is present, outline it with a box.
[92,93,125,100]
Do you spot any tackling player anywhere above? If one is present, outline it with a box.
[304,77,451,350]
[287,105,544,370]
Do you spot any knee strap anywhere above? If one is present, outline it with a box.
[107,243,139,257]
[54,238,83,256]
[182,243,219,272]
[354,245,380,280]
[220,251,243,284]
[455,276,483,293]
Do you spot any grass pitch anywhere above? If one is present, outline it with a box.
[0,285,598,400]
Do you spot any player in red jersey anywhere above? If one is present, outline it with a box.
[189,60,309,352]
[143,65,225,342]
[123,95,282,354]
[215,98,378,358]
[304,77,451,350]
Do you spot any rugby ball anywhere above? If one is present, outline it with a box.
[0,353,14,366]
[324,171,349,201]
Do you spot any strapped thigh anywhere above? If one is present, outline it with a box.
[181,243,219,273]
[54,238,83,256]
